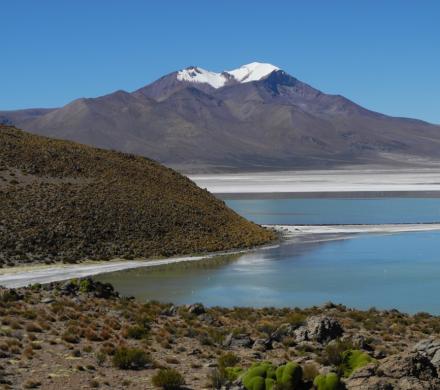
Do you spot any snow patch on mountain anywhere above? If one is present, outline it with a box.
[227,62,280,83]
[177,66,228,88]
[176,62,280,89]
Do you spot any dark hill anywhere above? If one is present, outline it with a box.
[0,125,274,265]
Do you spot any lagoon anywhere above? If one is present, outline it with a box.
[96,197,440,314]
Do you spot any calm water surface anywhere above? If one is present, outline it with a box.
[96,198,440,314]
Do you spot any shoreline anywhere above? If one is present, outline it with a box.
[0,243,280,289]
[2,223,440,288]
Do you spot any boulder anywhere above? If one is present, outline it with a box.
[294,315,343,344]
[380,351,437,382]
[345,351,440,390]
[412,339,440,368]
[252,338,272,352]
[161,305,177,316]
[270,323,297,342]
[186,303,206,316]
[345,364,392,389]
[223,333,253,348]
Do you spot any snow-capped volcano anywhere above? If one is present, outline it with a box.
[176,62,280,89]
[6,61,440,174]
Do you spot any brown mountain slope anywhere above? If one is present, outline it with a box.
[2,65,440,172]
[0,125,274,265]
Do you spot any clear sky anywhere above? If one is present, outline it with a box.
[2,1,439,123]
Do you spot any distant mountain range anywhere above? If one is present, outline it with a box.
[2,62,440,172]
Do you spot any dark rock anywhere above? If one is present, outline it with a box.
[198,313,215,324]
[59,278,118,299]
[294,315,343,344]
[223,333,253,348]
[351,334,373,351]
[252,338,272,352]
[372,350,387,359]
[345,364,392,389]
[161,305,177,316]
[270,323,298,342]
[320,301,337,309]
[380,352,437,382]
[345,351,440,390]
[186,303,206,316]
[0,288,23,302]
[412,339,440,368]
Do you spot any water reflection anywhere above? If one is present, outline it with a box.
[96,231,440,314]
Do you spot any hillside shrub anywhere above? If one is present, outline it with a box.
[340,349,374,377]
[243,362,302,390]
[112,347,150,370]
[152,368,184,389]
[313,373,344,390]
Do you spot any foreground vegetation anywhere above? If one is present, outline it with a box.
[0,125,275,266]
[0,279,440,389]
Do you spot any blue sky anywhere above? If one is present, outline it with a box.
[2,1,439,123]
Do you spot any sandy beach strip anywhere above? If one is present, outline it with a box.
[0,245,279,289]
[270,223,440,235]
[190,169,440,194]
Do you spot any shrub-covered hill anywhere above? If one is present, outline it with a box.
[0,125,275,265]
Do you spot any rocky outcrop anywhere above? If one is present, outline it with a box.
[294,315,344,344]
[186,303,206,316]
[223,333,254,349]
[270,323,298,342]
[58,278,119,299]
[412,338,440,368]
[345,345,440,389]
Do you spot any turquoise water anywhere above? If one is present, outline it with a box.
[95,198,440,314]
[225,197,440,225]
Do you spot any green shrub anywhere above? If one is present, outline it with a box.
[218,352,240,370]
[225,366,243,382]
[275,362,302,388]
[318,340,354,367]
[125,325,149,340]
[247,376,265,390]
[242,362,305,390]
[313,373,344,390]
[243,362,276,390]
[152,368,184,389]
[340,349,374,377]
[286,312,306,327]
[79,279,92,293]
[112,347,150,370]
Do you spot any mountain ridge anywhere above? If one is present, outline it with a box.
[2,62,440,172]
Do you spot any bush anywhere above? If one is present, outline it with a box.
[225,366,243,382]
[313,373,344,390]
[112,347,150,370]
[275,362,302,388]
[243,362,305,390]
[62,328,80,344]
[302,363,319,382]
[125,325,149,340]
[340,349,374,377]
[218,352,240,370]
[152,368,185,389]
[243,362,276,390]
[318,340,354,367]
